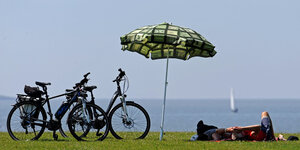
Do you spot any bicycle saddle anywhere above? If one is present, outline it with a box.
[65,89,75,92]
[35,81,51,87]
[84,86,97,92]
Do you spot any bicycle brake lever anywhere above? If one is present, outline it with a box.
[84,72,90,78]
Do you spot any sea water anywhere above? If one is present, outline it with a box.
[0,98,299,133]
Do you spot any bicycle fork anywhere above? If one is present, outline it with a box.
[120,96,130,122]
[81,98,91,124]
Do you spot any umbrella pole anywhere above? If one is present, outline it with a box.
[160,49,169,141]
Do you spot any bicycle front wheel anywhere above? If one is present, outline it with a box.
[109,102,151,139]
[7,101,47,141]
[67,103,109,141]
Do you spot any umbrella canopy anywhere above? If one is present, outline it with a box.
[121,22,216,60]
[120,23,216,140]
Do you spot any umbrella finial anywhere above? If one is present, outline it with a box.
[161,22,170,25]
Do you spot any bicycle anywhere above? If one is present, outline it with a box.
[104,69,151,139]
[6,73,110,141]
[58,83,98,138]
[74,69,151,139]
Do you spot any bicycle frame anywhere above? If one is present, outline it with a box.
[104,75,130,122]
[46,91,75,121]
[24,89,84,124]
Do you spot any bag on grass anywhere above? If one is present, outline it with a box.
[287,136,299,141]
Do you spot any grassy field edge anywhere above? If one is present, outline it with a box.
[1,132,300,150]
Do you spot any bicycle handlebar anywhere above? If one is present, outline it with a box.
[74,72,90,88]
[84,72,90,78]
[113,68,126,82]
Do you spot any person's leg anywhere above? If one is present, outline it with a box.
[213,128,234,140]
[212,132,221,140]
[203,129,217,140]
[260,111,275,140]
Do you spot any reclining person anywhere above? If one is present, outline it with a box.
[230,111,275,141]
[215,111,275,141]
[193,111,275,141]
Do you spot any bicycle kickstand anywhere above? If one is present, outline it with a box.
[53,130,58,140]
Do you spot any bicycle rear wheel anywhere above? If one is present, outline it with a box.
[109,102,151,139]
[67,103,109,141]
[7,101,47,141]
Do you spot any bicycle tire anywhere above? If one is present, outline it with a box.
[109,101,151,139]
[58,126,68,138]
[67,103,109,141]
[7,101,47,141]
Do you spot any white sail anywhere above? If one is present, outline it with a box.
[230,88,238,112]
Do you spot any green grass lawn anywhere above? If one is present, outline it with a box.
[1,132,300,150]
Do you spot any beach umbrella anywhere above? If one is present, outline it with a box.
[120,22,217,140]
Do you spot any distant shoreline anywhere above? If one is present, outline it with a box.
[0,95,14,100]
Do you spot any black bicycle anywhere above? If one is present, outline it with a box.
[76,69,151,139]
[104,69,150,139]
[6,73,110,141]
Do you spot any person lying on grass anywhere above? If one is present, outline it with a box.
[193,111,284,141]
[217,111,275,141]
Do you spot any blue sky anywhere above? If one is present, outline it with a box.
[0,0,300,99]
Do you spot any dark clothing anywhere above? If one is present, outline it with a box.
[261,117,275,141]
[196,120,218,141]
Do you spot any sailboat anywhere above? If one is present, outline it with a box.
[230,88,238,113]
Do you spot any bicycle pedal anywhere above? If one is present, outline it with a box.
[96,133,103,136]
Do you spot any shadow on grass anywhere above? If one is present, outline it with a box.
[38,139,70,142]
[38,136,117,142]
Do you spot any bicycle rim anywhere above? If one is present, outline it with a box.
[109,102,150,139]
[7,101,46,141]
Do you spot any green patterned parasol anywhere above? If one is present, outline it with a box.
[120,23,217,140]
[120,22,216,60]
